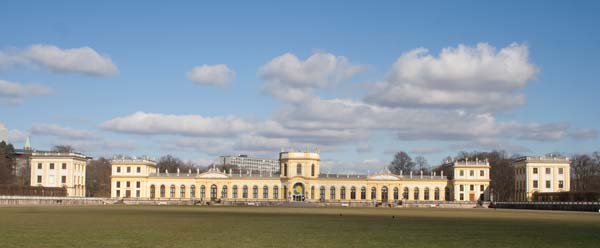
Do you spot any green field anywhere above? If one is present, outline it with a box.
[0,206,599,248]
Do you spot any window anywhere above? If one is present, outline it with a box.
[361,187,367,200]
[150,185,156,199]
[533,180,538,188]
[137,167,141,173]
[403,187,409,200]
[460,170,464,176]
[263,186,268,199]
[424,188,430,200]
[62,163,67,170]
[533,168,538,174]
[434,188,440,201]
[469,170,474,176]
[117,167,121,173]
[170,185,176,198]
[546,180,551,189]
[190,185,196,198]
[61,176,66,184]
[37,163,42,169]
[480,170,484,177]
[559,180,564,189]
[469,185,474,191]
[340,187,346,200]
[232,186,238,198]
[116,190,120,197]
[459,185,464,191]
[126,181,130,188]
[116,181,121,188]
[459,193,464,201]
[393,187,399,200]
[37,175,42,183]
[296,163,302,175]
[160,185,165,198]
[445,187,450,201]
[49,163,55,170]
[136,190,140,198]
[253,186,258,199]
[201,185,206,199]
[273,186,279,199]
[413,187,420,200]
[311,164,315,176]
[546,168,551,174]
[351,187,357,200]
[127,167,131,173]
[320,186,325,200]
[242,186,248,199]
[181,185,186,198]
[283,164,287,176]
[559,168,564,174]
[222,186,228,199]
[330,186,336,200]
[480,185,484,191]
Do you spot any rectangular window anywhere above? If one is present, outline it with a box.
[470,185,474,191]
[480,170,484,177]
[37,163,42,169]
[62,163,67,170]
[480,185,484,191]
[459,185,464,191]
[126,181,130,188]
[49,163,55,170]
[546,180,551,188]
[459,193,464,201]
[459,170,464,176]
[136,190,140,198]
[558,168,564,174]
[37,175,42,183]
[116,167,121,173]
[469,170,474,176]
[127,167,131,173]
[533,180,538,188]
[136,181,140,188]
[546,168,551,174]
[116,181,121,188]
[533,168,538,174]
[61,176,66,184]
[559,180,564,189]
[116,190,120,197]
[137,167,141,173]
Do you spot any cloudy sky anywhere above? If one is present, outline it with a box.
[1,1,599,172]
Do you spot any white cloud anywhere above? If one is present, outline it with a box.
[259,52,366,101]
[101,111,253,137]
[568,128,598,140]
[411,146,442,155]
[187,64,235,86]
[30,123,96,140]
[0,44,118,76]
[0,79,52,105]
[365,43,537,111]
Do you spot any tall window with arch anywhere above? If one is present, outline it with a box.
[233,185,238,199]
[263,186,268,199]
[340,186,346,200]
[413,187,420,200]
[320,186,325,200]
[253,186,258,199]
[350,187,356,200]
[330,186,336,200]
[190,185,196,199]
[371,187,376,200]
[393,187,399,200]
[170,185,176,198]
[296,163,302,175]
[273,186,279,199]
[361,187,366,200]
[150,185,156,199]
[424,187,430,200]
[283,164,288,176]
[434,187,440,201]
[201,185,206,199]
[210,184,217,200]
[243,186,248,199]
[221,185,228,199]
[180,185,186,198]
[311,164,315,176]
[403,187,409,200]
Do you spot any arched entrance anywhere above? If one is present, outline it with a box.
[292,183,305,201]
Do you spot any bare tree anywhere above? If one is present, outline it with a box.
[86,157,112,197]
[157,155,195,172]
[388,151,415,174]
[571,154,599,192]
[414,155,429,173]
[52,145,74,153]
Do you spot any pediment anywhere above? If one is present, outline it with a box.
[368,174,400,180]
[197,171,230,179]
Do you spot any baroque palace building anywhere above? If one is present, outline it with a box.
[110,149,492,203]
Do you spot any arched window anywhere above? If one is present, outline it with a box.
[273,186,279,199]
[200,185,206,199]
[180,185,186,198]
[296,163,302,175]
[311,164,315,176]
[330,186,336,200]
[233,185,238,199]
[403,187,409,200]
[381,186,388,202]
[160,185,165,198]
[170,185,176,198]
[413,187,420,200]
[253,186,258,199]
[371,187,376,200]
[424,187,430,200]
[361,187,366,200]
[320,186,325,200]
[190,185,196,199]
[243,186,248,199]
[350,187,356,200]
[150,185,156,199]
[445,187,450,201]
[393,187,399,200]
[210,184,217,200]
[283,164,288,176]
[340,186,346,200]
[434,187,440,201]
[263,186,269,199]
[221,185,228,199]
[311,186,315,199]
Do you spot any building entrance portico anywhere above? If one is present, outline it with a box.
[292,182,305,201]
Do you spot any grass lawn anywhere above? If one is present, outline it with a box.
[0,206,599,248]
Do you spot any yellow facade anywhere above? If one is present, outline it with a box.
[514,156,570,201]
[30,151,89,197]
[111,151,491,203]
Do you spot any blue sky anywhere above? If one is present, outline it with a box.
[1,1,599,172]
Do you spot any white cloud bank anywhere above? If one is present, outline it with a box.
[0,79,52,105]
[187,64,235,86]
